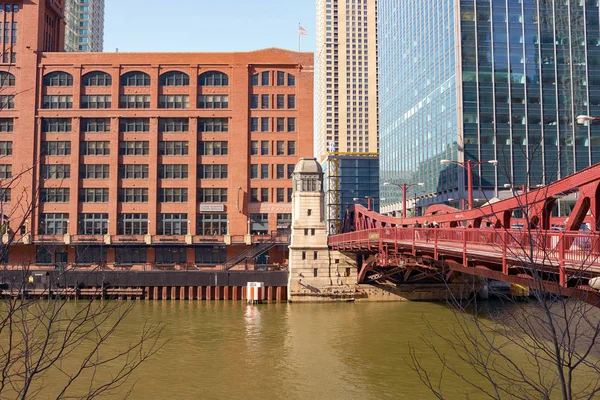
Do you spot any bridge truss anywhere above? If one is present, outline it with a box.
[329,163,600,305]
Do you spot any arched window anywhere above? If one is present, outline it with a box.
[120,71,151,87]
[160,71,189,86]
[43,71,73,87]
[82,71,112,87]
[199,71,228,86]
[0,72,15,87]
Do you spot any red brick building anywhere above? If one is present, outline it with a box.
[2,0,313,268]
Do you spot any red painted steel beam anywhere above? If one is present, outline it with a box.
[445,260,600,307]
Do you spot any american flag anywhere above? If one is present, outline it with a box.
[299,26,307,36]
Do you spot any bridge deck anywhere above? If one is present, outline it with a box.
[330,227,600,287]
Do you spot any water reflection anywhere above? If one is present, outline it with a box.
[41,301,547,399]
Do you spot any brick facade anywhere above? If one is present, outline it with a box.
[2,1,313,269]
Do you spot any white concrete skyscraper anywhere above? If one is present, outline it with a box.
[316,0,379,233]
[64,0,104,52]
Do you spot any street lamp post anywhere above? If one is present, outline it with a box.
[352,196,386,211]
[440,159,498,210]
[383,182,424,218]
[576,115,600,125]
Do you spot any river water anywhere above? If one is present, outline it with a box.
[98,301,487,399]
[22,300,598,399]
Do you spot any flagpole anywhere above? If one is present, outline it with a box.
[298,22,301,52]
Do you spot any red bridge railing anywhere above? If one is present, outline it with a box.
[329,227,600,287]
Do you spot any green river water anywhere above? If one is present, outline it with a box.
[13,300,600,399]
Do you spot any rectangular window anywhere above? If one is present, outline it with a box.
[276,118,285,132]
[288,74,296,86]
[43,118,72,133]
[198,164,228,179]
[250,188,259,202]
[81,141,110,156]
[0,142,12,156]
[80,164,109,179]
[261,164,269,179]
[119,141,149,156]
[277,71,285,86]
[159,141,189,156]
[199,188,227,202]
[276,164,285,179]
[0,118,13,132]
[120,118,149,132]
[250,164,258,179]
[198,94,228,109]
[197,214,227,235]
[115,247,147,264]
[118,213,148,235]
[41,164,70,179]
[250,213,268,235]
[261,117,269,132]
[287,141,296,155]
[78,213,108,235]
[287,118,296,132]
[79,188,109,203]
[195,245,226,265]
[261,94,269,109]
[261,71,270,85]
[160,118,189,133]
[276,188,284,202]
[0,188,10,202]
[250,117,259,132]
[261,188,269,202]
[287,164,295,178]
[42,95,71,109]
[287,188,292,202]
[41,141,70,156]
[82,118,110,133]
[251,74,259,86]
[157,213,188,235]
[119,94,150,109]
[118,188,148,202]
[251,94,259,109]
[198,118,228,132]
[75,247,107,265]
[39,213,69,235]
[158,164,188,179]
[159,188,188,202]
[276,141,285,155]
[198,141,228,156]
[80,95,111,109]
[261,140,269,155]
[155,247,187,264]
[119,164,149,179]
[287,94,296,109]
[250,140,258,155]
[159,94,189,109]
[0,164,11,178]
[277,94,285,109]
[40,188,70,203]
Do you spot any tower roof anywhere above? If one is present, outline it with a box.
[293,158,323,174]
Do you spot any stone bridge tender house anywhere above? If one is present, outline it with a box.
[3,0,313,269]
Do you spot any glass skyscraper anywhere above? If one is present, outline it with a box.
[379,0,600,215]
[64,0,104,52]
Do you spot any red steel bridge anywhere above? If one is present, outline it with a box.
[328,163,600,305]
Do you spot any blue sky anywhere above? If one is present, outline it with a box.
[104,0,316,53]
